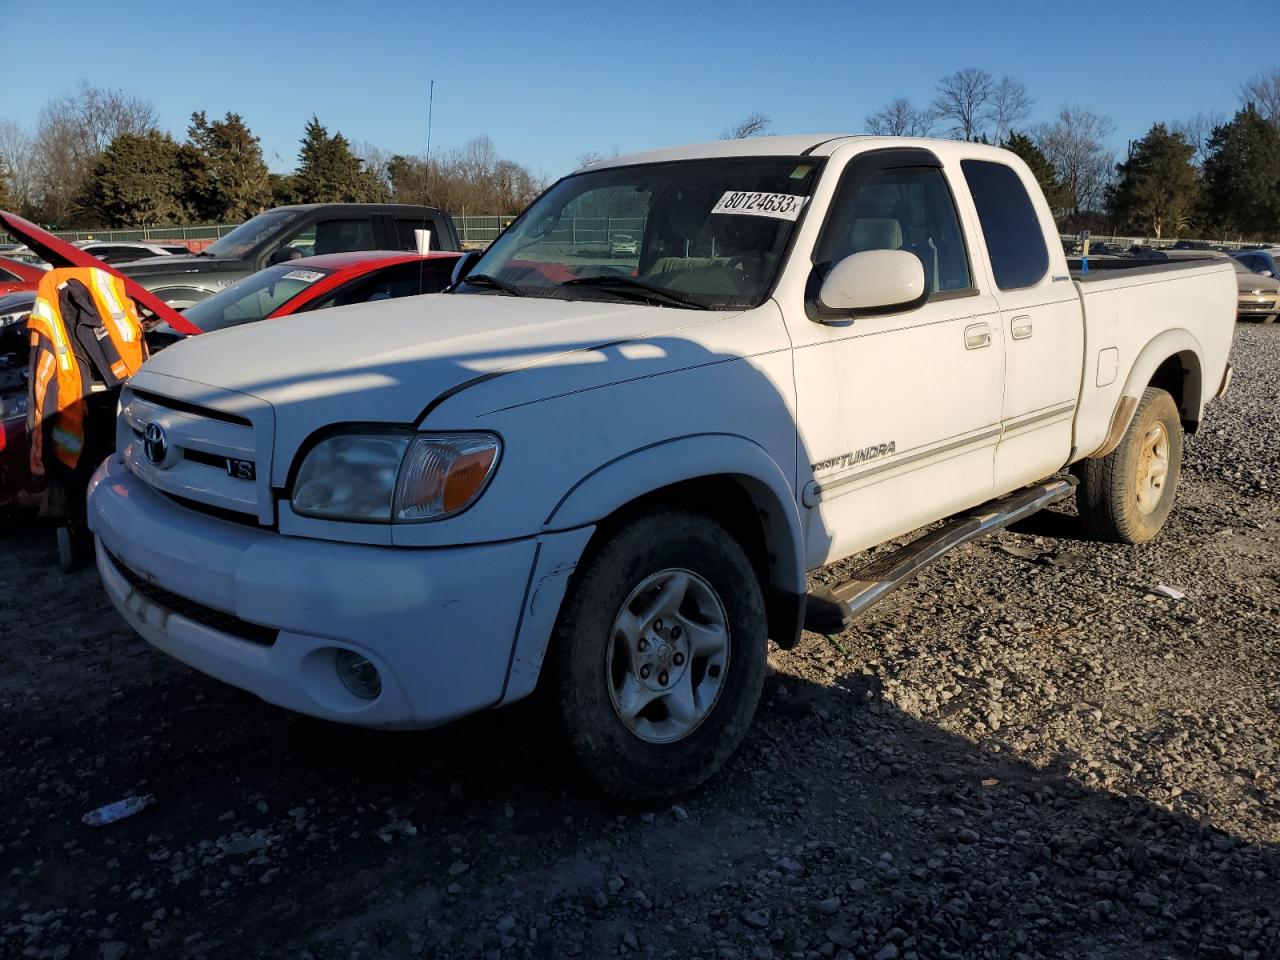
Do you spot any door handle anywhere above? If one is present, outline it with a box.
[1011,315,1033,340]
[964,322,992,350]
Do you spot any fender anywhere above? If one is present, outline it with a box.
[1098,328,1205,456]
[499,435,806,705]
[543,432,807,597]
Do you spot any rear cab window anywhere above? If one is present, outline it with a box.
[960,159,1049,290]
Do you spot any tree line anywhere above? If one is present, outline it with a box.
[857,66,1280,240]
[0,82,546,228]
[3,71,1280,239]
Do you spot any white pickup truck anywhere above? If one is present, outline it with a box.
[87,136,1235,800]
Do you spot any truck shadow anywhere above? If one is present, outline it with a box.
[20,643,1275,959]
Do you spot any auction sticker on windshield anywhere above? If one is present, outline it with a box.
[711,191,809,221]
[282,269,326,283]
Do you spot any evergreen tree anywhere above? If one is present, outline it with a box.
[86,130,183,226]
[1003,131,1071,218]
[1201,104,1280,238]
[181,111,271,221]
[1107,124,1199,239]
[294,116,387,204]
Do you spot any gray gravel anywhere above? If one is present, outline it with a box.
[1,325,1277,959]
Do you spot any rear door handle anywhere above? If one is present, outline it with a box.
[964,322,992,350]
[1011,315,1033,340]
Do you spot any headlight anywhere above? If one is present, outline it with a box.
[292,431,500,523]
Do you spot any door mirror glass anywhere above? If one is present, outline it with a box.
[816,249,926,317]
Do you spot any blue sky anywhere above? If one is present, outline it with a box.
[3,0,1275,179]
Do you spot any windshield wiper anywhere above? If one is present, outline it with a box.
[560,275,709,310]
[461,273,527,297]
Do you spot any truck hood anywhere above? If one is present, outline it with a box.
[119,254,250,278]
[135,293,732,464]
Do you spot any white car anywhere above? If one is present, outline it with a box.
[88,135,1235,799]
[74,240,188,263]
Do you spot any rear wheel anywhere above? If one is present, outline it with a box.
[1076,386,1183,543]
[551,509,767,801]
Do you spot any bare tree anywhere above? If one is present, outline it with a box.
[985,76,1033,141]
[1033,106,1116,217]
[352,140,393,191]
[865,97,935,137]
[29,82,159,224]
[1240,67,1280,124]
[721,113,770,139]
[932,68,995,141]
[1171,111,1225,167]
[0,119,36,211]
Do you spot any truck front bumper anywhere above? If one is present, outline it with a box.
[87,455,544,729]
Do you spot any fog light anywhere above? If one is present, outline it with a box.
[335,650,382,700]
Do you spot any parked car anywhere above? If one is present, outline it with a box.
[0,243,49,268]
[1234,248,1280,280]
[87,136,1234,800]
[118,204,461,308]
[0,255,47,294]
[609,233,638,257]
[1232,258,1280,323]
[1173,239,1214,250]
[74,240,187,263]
[164,250,462,340]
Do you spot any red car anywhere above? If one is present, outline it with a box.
[172,249,462,337]
[1,211,462,513]
[0,256,48,295]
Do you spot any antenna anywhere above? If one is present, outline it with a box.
[418,80,436,294]
[426,80,435,163]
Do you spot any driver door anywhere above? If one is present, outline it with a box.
[786,151,1005,568]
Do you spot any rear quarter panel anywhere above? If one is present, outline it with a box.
[1072,261,1235,458]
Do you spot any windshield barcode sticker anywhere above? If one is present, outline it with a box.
[711,191,809,221]
[281,269,325,283]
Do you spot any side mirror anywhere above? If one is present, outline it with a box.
[815,249,927,318]
[268,247,302,265]
[449,251,480,289]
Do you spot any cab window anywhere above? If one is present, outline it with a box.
[816,166,972,294]
[307,260,454,310]
[281,218,377,258]
[961,160,1050,290]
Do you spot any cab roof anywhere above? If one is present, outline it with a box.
[579,135,1016,170]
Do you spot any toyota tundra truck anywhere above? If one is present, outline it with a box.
[87,136,1235,800]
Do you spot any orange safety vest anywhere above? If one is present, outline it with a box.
[27,267,148,474]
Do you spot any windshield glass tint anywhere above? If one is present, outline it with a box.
[182,265,332,332]
[465,157,822,308]
[205,209,305,260]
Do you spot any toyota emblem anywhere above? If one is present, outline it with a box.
[143,422,169,465]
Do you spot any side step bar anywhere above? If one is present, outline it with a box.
[803,477,1078,635]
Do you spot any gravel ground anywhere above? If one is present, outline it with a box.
[2,325,1277,960]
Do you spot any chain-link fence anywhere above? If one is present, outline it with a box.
[16,218,1275,255]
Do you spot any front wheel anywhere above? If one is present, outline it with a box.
[1076,386,1183,544]
[551,509,767,801]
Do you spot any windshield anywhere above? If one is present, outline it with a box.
[461,157,822,309]
[205,209,306,260]
[182,265,332,332]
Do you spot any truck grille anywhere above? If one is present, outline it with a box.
[118,384,274,525]
[105,548,277,646]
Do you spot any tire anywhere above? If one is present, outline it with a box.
[1076,386,1183,544]
[551,508,767,802]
